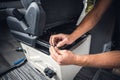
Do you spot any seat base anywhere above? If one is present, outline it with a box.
[11,30,37,46]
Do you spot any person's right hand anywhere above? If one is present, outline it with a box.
[49,33,73,48]
[49,46,77,65]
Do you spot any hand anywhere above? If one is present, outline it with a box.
[49,33,73,48]
[49,46,77,65]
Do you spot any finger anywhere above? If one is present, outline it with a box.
[49,46,57,60]
[57,39,66,48]
[49,46,57,56]
[49,36,52,45]
[54,47,64,55]
[54,47,61,54]
[51,36,57,47]
[49,35,55,46]
[49,46,60,60]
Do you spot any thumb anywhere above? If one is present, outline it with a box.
[57,39,67,48]
[54,47,62,55]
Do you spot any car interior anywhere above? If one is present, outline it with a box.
[0,0,120,80]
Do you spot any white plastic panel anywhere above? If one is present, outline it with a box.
[21,35,91,80]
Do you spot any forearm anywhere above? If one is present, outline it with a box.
[75,51,120,68]
[70,0,112,41]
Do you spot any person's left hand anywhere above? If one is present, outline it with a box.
[49,46,77,65]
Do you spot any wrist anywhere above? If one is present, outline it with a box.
[69,34,78,43]
[73,55,88,66]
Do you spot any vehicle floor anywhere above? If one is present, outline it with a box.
[74,67,99,80]
[0,62,48,80]
[0,25,25,74]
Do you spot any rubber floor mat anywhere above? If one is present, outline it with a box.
[92,69,120,80]
[0,62,48,80]
[0,26,25,74]
[74,67,99,80]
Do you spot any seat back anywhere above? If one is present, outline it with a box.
[25,2,46,36]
